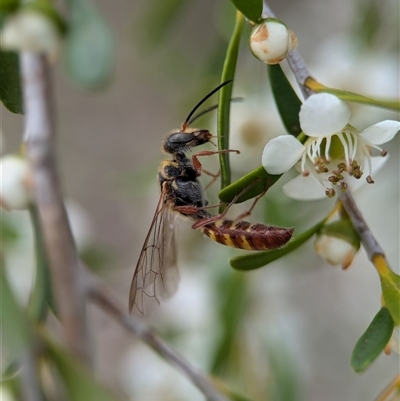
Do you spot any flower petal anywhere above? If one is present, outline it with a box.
[360,120,400,145]
[262,135,305,174]
[299,93,351,137]
[282,174,327,200]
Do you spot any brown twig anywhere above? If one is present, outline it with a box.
[20,53,90,364]
[339,190,385,261]
[87,277,230,401]
[20,350,41,401]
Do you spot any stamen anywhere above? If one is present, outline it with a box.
[360,145,373,178]
[381,149,388,157]
[366,175,374,184]
[337,132,350,164]
[325,188,336,198]
[300,152,308,174]
[344,131,355,161]
[340,182,348,192]
[324,135,332,161]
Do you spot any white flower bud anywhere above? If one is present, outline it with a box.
[0,155,33,210]
[314,234,358,269]
[250,18,297,65]
[0,10,61,62]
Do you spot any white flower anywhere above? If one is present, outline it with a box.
[0,154,33,210]
[262,93,400,200]
[250,18,297,65]
[314,235,358,269]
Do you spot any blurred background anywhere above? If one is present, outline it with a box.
[1,0,399,400]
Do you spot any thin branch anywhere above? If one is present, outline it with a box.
[339,190,385,261]
[20,53,90,364]
[20,350,42,401]
[87,278,230,401]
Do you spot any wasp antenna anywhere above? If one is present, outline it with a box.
[183,80,233,128]
[188,97,244,125]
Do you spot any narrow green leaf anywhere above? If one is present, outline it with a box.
[379,269,400,325]
[267,339,301,401]
[27,204,54,321]
[64,0,114,89]
[0,261,32,356]
[219,166,281,204]
[268,64,302,136]
[0,0,19,14]
[210,272,248,374]
[229,0,262,23]
[306,79,400,111]
[230,216,328,270]
[0,51,23,114]
[45,336,119,401]
[351,307,394,373]
[218,11,243,191]
[137,0,190,46]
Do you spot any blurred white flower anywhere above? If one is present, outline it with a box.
[0,10,61,62]
[262,93,400,200]
[0,154,33,210]
[227,94,284,173]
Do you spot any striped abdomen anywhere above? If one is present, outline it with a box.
[200,219,294,250]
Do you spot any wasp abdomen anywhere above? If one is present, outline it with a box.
[201,219,294,250]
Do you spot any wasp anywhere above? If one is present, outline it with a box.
[129,81,294,314]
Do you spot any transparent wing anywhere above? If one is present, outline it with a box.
[129,190,179,315]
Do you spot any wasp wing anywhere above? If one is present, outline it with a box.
[129,190,179,315]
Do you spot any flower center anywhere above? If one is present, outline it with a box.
[300,128,385,197]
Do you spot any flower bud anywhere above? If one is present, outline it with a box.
[0,10,61,62]
[0,155,33,210]
[250,18,298,65]
[314,219,360,269]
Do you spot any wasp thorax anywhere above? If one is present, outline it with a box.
[163,129,212,154]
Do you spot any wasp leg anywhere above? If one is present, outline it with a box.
[204,169,220,190]
[192,179,261,229]
[174,201,224,215]
[192,149,240,176]
[233,188,267,221]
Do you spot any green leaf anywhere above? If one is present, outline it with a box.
[268,64,302,136]
[267,338,301,401]
[218,11,243,191]
[137,0,190,46]
[305,78,400,111]
[219,166,281,204]
[0,260,33,357]
[351,307,394,373]
[210,272,248,374]
[45,336,119,401]
[379,268,400,325]
[0,51,23,114]
[230,216,328,270]
[64,0,114,89]
[0,0,19,14]
[229,0,262,23]
[27,204,54,321]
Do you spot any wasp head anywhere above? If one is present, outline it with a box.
[163,129,214,154]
